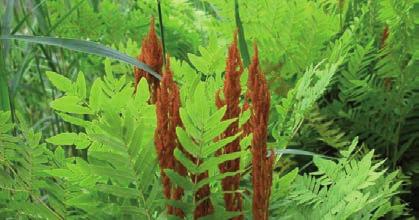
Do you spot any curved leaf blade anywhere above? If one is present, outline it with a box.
[234,0,250,67]
[270,148,336,160]
[0,35,162,80]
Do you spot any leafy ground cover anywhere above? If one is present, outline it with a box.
[0,0,418,219]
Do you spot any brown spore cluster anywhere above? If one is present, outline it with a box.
[154,56,186,217]
[215,32,244,219]
[134,17,163,103]
[248,44,274,220]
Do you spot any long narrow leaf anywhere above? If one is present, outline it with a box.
[0,0,15,111]
[234,0,250,67]
[11,46,34,97]
[156,0,166,64]
[1,0,15,57]
[47,0,85,35]
[0,61,10,111]
[0,35,162,80]
[88,0,100,12]
[11,0,47,35]
[271,148,336,160]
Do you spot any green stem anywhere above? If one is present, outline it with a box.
[0,64,10,112]
[234,0,250,67]
[156,0,166,64]
[0,0,15,113]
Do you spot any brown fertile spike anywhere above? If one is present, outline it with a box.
[248,44,274,220]
[248,43,259,94]
[380,26,390,49]
[242,42,259,136]
[134,17,163,103]
[155,56,185,217]
[216,31,244,219]
[379,26,392,90]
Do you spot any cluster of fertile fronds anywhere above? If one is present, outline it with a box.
[150,31,276,219]
[136,18,215,219]
[134,20,189,217]
[247,44,274,220]
[215,32,244,219]
[213,34,275,220]
[155,56,186,217]
[134,17,163,102]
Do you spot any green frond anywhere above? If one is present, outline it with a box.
[274,60,340,149]
[0,111,66,219]
[165,81,247,218]
[269,138,405,219]
[44,66,162,219]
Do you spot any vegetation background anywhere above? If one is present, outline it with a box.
[0,0,418,219]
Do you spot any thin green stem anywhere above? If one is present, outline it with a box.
[156,0,166,64]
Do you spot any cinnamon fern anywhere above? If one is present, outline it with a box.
[0,0,416,219]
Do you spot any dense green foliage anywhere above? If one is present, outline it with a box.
[1,0,418,219]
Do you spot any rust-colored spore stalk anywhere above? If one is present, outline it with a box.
[380,26,390,49]
[248,44,274,220]
[242,43,259,137]
[134,17,163,103]
[155,56,185,217]
[215,32,244,219]
[153,28,274,219]
[379,26,393,90]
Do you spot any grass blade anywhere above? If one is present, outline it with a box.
[11,0,47,35]
[271,149,336,160]
[47,0,85,34]
[156,0,166,64]
[0,35,162,80]
[32,0,50,34]
[0,63,11,111]
[11,46,34,98]
[234,0,250,67]
[11,0,83,98]
[1,0,15,57]
[88,0,100,12]
[0,0,15,111]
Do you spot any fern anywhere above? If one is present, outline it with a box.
[272,138,406,219]
[307,108,350,150]
[164,81,247,219]
[0,111,65,219]
[208,0,340,79]
[318,0,419,169]
[2,0,416,218]
[273,60,340,149]
[44,60,163,219]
